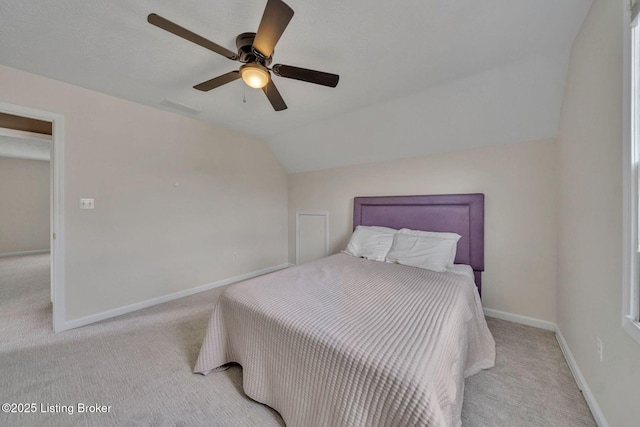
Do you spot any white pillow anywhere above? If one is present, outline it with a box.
[396,228,461,266]
[385,230,461,272]
[343,225,397,262]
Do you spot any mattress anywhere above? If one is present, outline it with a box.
[195,254,495,427]
[445,264,475,280]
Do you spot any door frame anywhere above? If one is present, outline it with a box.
[0,101,65,332]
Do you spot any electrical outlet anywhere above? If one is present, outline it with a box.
[596,337,603,362]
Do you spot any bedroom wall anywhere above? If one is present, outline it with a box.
[556,0,640,425]
[0,64,288,321]
[288,139,558,322]
[0,157,50,255]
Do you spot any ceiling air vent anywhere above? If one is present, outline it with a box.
[160,99,201,116]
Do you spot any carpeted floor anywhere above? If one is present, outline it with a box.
[0,254,596,426]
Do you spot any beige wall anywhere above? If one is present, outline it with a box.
[0,157,50,254]
[289,139,557,322]
[0,64,288,321]
[556,0,640,425]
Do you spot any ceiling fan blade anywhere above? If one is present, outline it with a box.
[272,64,339,88]
[262,79,287,111]
[148,13,238,60]
[253,0,294,59]
[193,71,241,91]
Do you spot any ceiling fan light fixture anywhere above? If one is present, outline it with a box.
[240,63,270,89]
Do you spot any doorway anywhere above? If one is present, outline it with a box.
[0,102,64,331]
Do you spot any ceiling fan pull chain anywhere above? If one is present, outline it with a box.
[243,84,247,103]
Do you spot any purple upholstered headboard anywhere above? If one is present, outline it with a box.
[353,194,485,295]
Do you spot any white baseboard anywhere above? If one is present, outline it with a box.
[483,308,608,427]
[0,249,50,258]
[483,307,556,331]
[61,263,291,331]
[555,328,609,427]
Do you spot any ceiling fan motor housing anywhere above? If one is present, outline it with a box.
[236,32,272,66]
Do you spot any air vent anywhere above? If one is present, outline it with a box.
[160,99,201,116]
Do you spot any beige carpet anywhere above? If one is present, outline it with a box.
[0,254,596,426]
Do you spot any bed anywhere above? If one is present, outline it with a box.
[195,194,495,427]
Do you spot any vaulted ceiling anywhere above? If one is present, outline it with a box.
[0,0,592,171]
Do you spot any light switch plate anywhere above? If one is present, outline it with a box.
[79,198,95,209]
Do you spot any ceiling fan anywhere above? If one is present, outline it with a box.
[148,0,339,111]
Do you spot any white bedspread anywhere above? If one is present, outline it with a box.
[195,254,495,427]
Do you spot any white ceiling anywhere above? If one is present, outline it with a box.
[0,132,51,161]
[0,0,592,171]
